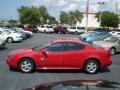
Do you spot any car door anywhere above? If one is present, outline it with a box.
[63,42,86,68]
[116,40,120,51]
[40,42,64,68]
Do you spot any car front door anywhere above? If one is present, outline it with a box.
[40,42,64,68]
[63,42,86,69]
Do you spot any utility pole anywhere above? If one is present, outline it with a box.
[115,2,118,14]
[85,0,89,32]
[98,2,105,27]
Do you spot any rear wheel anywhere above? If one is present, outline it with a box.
[109,48,116,55]
[84,60,99,74]
[44,30,47,33]
[58,31,61,34]
[18,58,35,73]
[7,37,13,43]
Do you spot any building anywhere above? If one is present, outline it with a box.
[76,13,100,28]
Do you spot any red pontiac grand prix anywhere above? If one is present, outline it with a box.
[6,39,112,74]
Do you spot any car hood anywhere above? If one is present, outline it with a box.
[9,48,33,55]
[23,80,120,90]
[9,33,22,36]
[93,41,114,48]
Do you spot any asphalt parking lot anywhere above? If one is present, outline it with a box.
[0,33,120,90]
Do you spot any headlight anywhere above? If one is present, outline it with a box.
[7,54,13,58]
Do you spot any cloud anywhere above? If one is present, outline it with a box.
[57,0,67,6]
[63,3,78,11]
[31,0,120,15]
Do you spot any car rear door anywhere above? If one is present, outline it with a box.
[63,42,86,68]
[40,42,64,68]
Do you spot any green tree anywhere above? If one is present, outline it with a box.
[59,11,69,24]
[18,6,41,25]
[59,10,83,25]
[95,11,119,28]
[18,6,58,25]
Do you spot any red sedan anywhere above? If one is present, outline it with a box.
[6,39,112,74]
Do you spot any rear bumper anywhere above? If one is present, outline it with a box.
[101,59,112,69]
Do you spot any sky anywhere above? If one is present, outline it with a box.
[0,0,120,20]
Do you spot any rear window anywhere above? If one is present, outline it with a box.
[46,26,53,28]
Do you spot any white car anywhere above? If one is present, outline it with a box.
[14,28,33,37]
[68,26,85,34]
[0,28,23,43]
[109,31,120,37]
[37,25,54,33]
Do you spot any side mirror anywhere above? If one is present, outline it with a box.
[42,50,48,57]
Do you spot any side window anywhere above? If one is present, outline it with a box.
[47,43,63,52]
[65,42,85,51]
[0,31,3,34]
[117,33,120,35]
[41,26,44,28]
[118,40,120,44]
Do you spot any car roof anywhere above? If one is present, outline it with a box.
[51,39,88,45]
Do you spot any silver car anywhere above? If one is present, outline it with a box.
[93,36,120,55]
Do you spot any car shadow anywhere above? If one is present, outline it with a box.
[36,68,111,74]
[36,69,83,73]
[99,68,111,73]
[0,47,7,50]
[115,52,120,55]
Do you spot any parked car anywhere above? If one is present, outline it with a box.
[87,33,112,45]
[13,28,33,38]
[6,39,112,74]
[0,38,6,49]
[109,31,120,37]
[24,25,38,33]
[79,31,93,41]
[23,80,120,90]
[80,31,108,43]
[93,28,109,32]
[37,25,54,33]
[68,26,85,34]
[54,26,68,34]
[93,36,120,55]
[0,28,23,43]
[9,28,27,40]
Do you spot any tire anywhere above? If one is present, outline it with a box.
[75,31,79,35]
[44,30,46,33]
[109,48,116,55]
[84,60,99,74]
[7,37,13,43]
[58,31,61,34]
[18,58,35,73]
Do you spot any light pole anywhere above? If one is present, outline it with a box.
[98,2,105,27]
[85,0,89,32]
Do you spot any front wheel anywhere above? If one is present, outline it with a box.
[109,48,116,55]
[75,31,79,35]
[18,59,35,73]
[7,37,13,43]
[84,60,99,74]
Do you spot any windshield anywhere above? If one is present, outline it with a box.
[46,26,53,28]
[89,32,101,37]
[32,43,51,51]
[105,37,119,43]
